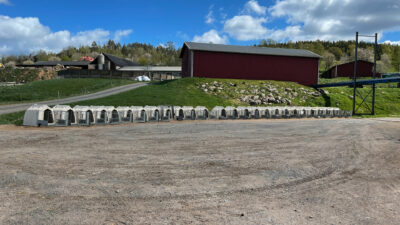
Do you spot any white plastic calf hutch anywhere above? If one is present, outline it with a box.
[225,106,238,119]
[181,106,196,120]
[117,106,133,122]
[209,106,226,119]
[248,107,261,119]
[194,106,209,120]
[158,106,173,121]
[73,106,94,125]
[52,105,76,126]
[263,107,274,118]
[23,104,55,127]
[236,106,251,119]
[131,106,147,122]
[104,106,120,124]
[144,106,160,122]
[90,106,108,124]
[173,106,184,120]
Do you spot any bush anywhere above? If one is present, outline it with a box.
[0,67,41,83]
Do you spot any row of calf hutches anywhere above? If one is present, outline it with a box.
[23,104,352,127]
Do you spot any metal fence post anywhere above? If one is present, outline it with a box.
[352,32,358,115]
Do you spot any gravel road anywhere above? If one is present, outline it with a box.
[0,82,148,115]
[0,118,399,224]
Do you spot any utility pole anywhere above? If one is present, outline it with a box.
[372,33,377,115]
[352,32,358,115]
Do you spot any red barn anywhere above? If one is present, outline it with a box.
[180,42,321,86]
[321,60,378,78]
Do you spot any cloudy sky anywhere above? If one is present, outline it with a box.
[0,0,400,55]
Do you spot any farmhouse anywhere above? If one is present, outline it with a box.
[180,42,321,86]
[321,60,378,78]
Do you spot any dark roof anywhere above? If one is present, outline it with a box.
[326,60,374,71]
[180,42,321,59]
[18,61,90,67]
[339,60,373,66]
[95,53,140,67]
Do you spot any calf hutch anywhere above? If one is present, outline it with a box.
[23,104,54,126]
[180,42,321,86]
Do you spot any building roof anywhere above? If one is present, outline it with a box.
[19,61,90,67]
[95,53,140,67]
[180,42,322,59]
[326,60,374,71]
[118,66,181,72]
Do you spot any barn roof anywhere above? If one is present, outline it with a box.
[326,60,374,71]
[180,42,321,59]
[118,66,181,72]
[19,61,90,67]
[101,53,140,67]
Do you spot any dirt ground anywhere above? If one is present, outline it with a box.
[0,118,399,225]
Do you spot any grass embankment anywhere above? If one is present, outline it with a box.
[72,78,232,109]
[1,77,399,125]
[0,78,134,105]
[0,111,25,125]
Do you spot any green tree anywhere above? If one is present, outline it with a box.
[323,52,335,70]
[34,51,49,62]
[61,55,71,61]
[391,47,400,72]
[90,41,98,52]
[328,47,343,61]
[138,57,150,66]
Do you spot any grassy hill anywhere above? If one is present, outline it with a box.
[71,78,326,108]
[0,78,134,105]
[1,77,399,125]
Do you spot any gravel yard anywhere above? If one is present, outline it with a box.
[0,118,399,224]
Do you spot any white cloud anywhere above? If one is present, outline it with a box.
[268,0,400,41]
[205,5,215,24]
[384,40,400,45]
[269,26,302,41]
[244,0,266,15]
[223,15,268,41]
[193,29,228,44]
[217,0,400,43]
[0,0,10,5]
[113,29,133,42]
[177,31,190,40]
[0,15,132,55]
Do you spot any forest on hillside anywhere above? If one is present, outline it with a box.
[1,39,400,73]
[258,39,400,73]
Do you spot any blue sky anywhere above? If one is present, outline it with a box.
[1,0,400,55]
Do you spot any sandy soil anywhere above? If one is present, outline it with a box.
[0,118,399,224]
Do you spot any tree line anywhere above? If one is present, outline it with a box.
[1,39,399,73]
[258,39,400,73]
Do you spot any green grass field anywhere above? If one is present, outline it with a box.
[72,78,232,109]
[0,78,134,105]
[0,77,399,125]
